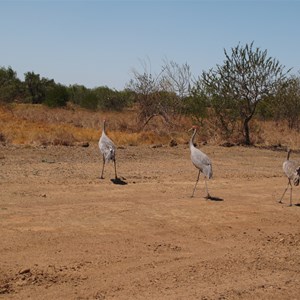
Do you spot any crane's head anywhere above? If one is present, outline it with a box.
[188,125,199,132]
[102,118,107,131]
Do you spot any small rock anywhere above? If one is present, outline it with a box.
[16,280,27,287]
[19,268,31,275]
[220,142,235,147]
[169,139,177,147]
[75,142,89,147]
[151,144,163,149]
[42,159,55,164]
[0,283,10,294]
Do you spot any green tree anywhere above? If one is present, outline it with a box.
[68,84,89,106]
[93,86,123,111]
[0,66,22,102]
[95,88,132,111]
[79,90,98,110]
[68,85,131,111]
[199,42,289,144]
[44,84,69,107]
[274,76,300,130]
[184,85,209,125]
[24,72,54,104]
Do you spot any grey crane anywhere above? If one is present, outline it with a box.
[99,119,117,180]
[189,125,213,198]
[279,148,300,206]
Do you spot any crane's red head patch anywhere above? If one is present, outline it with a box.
[189,125,199,131]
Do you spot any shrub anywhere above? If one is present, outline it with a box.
[43,84,69,107]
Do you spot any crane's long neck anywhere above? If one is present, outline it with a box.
[102,120,106,133]
[287,149,291,160]
[189,128,197,149]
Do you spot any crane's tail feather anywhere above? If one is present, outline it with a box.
[293,167,300,186]
[104,147,116,163]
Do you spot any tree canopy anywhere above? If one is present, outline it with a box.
[199,42,290,144]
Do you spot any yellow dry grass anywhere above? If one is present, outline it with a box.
[259,121,300,149]
[0,104,191,146]
[1,103,300,148]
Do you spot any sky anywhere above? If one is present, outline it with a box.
[1,0,299,90]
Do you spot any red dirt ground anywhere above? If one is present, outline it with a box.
[0,143,299,299]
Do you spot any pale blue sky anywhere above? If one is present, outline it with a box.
[1,0,299,90]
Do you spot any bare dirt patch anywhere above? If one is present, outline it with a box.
[0,144,299,299]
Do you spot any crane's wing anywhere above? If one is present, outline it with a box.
[283,160,300,186]
[191,147,213,179]
[294,169,300,186]
[99,133,116,162]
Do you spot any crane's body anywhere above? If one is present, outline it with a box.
[189,126,212,198]
[99,120,117,179]
[279,149,300,206]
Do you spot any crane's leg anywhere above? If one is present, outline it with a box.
[289,183,293,207]
[100,155,105,179]
[204,178,211,199]
[191,170,201,198]
[278,180,292,203]
[113,158,118,180]
[278,180,290,203]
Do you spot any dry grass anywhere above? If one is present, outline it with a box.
[259,121,300,149]
[1,103,300,148]
[0,104,191,146]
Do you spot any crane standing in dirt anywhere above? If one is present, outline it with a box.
[99,119,118,180]
[189,125,213,198]
[279,148,300,206]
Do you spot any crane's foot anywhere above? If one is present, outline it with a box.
[204,194,212,200]
[100,176,104,179]
[278,200,283,204]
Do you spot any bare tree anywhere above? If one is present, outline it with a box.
[161,58,192,99]
[127,59,179,129]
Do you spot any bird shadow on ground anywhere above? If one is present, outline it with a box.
[205,195,224,201]
[293,203,300,207]
[111,177,128,185]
